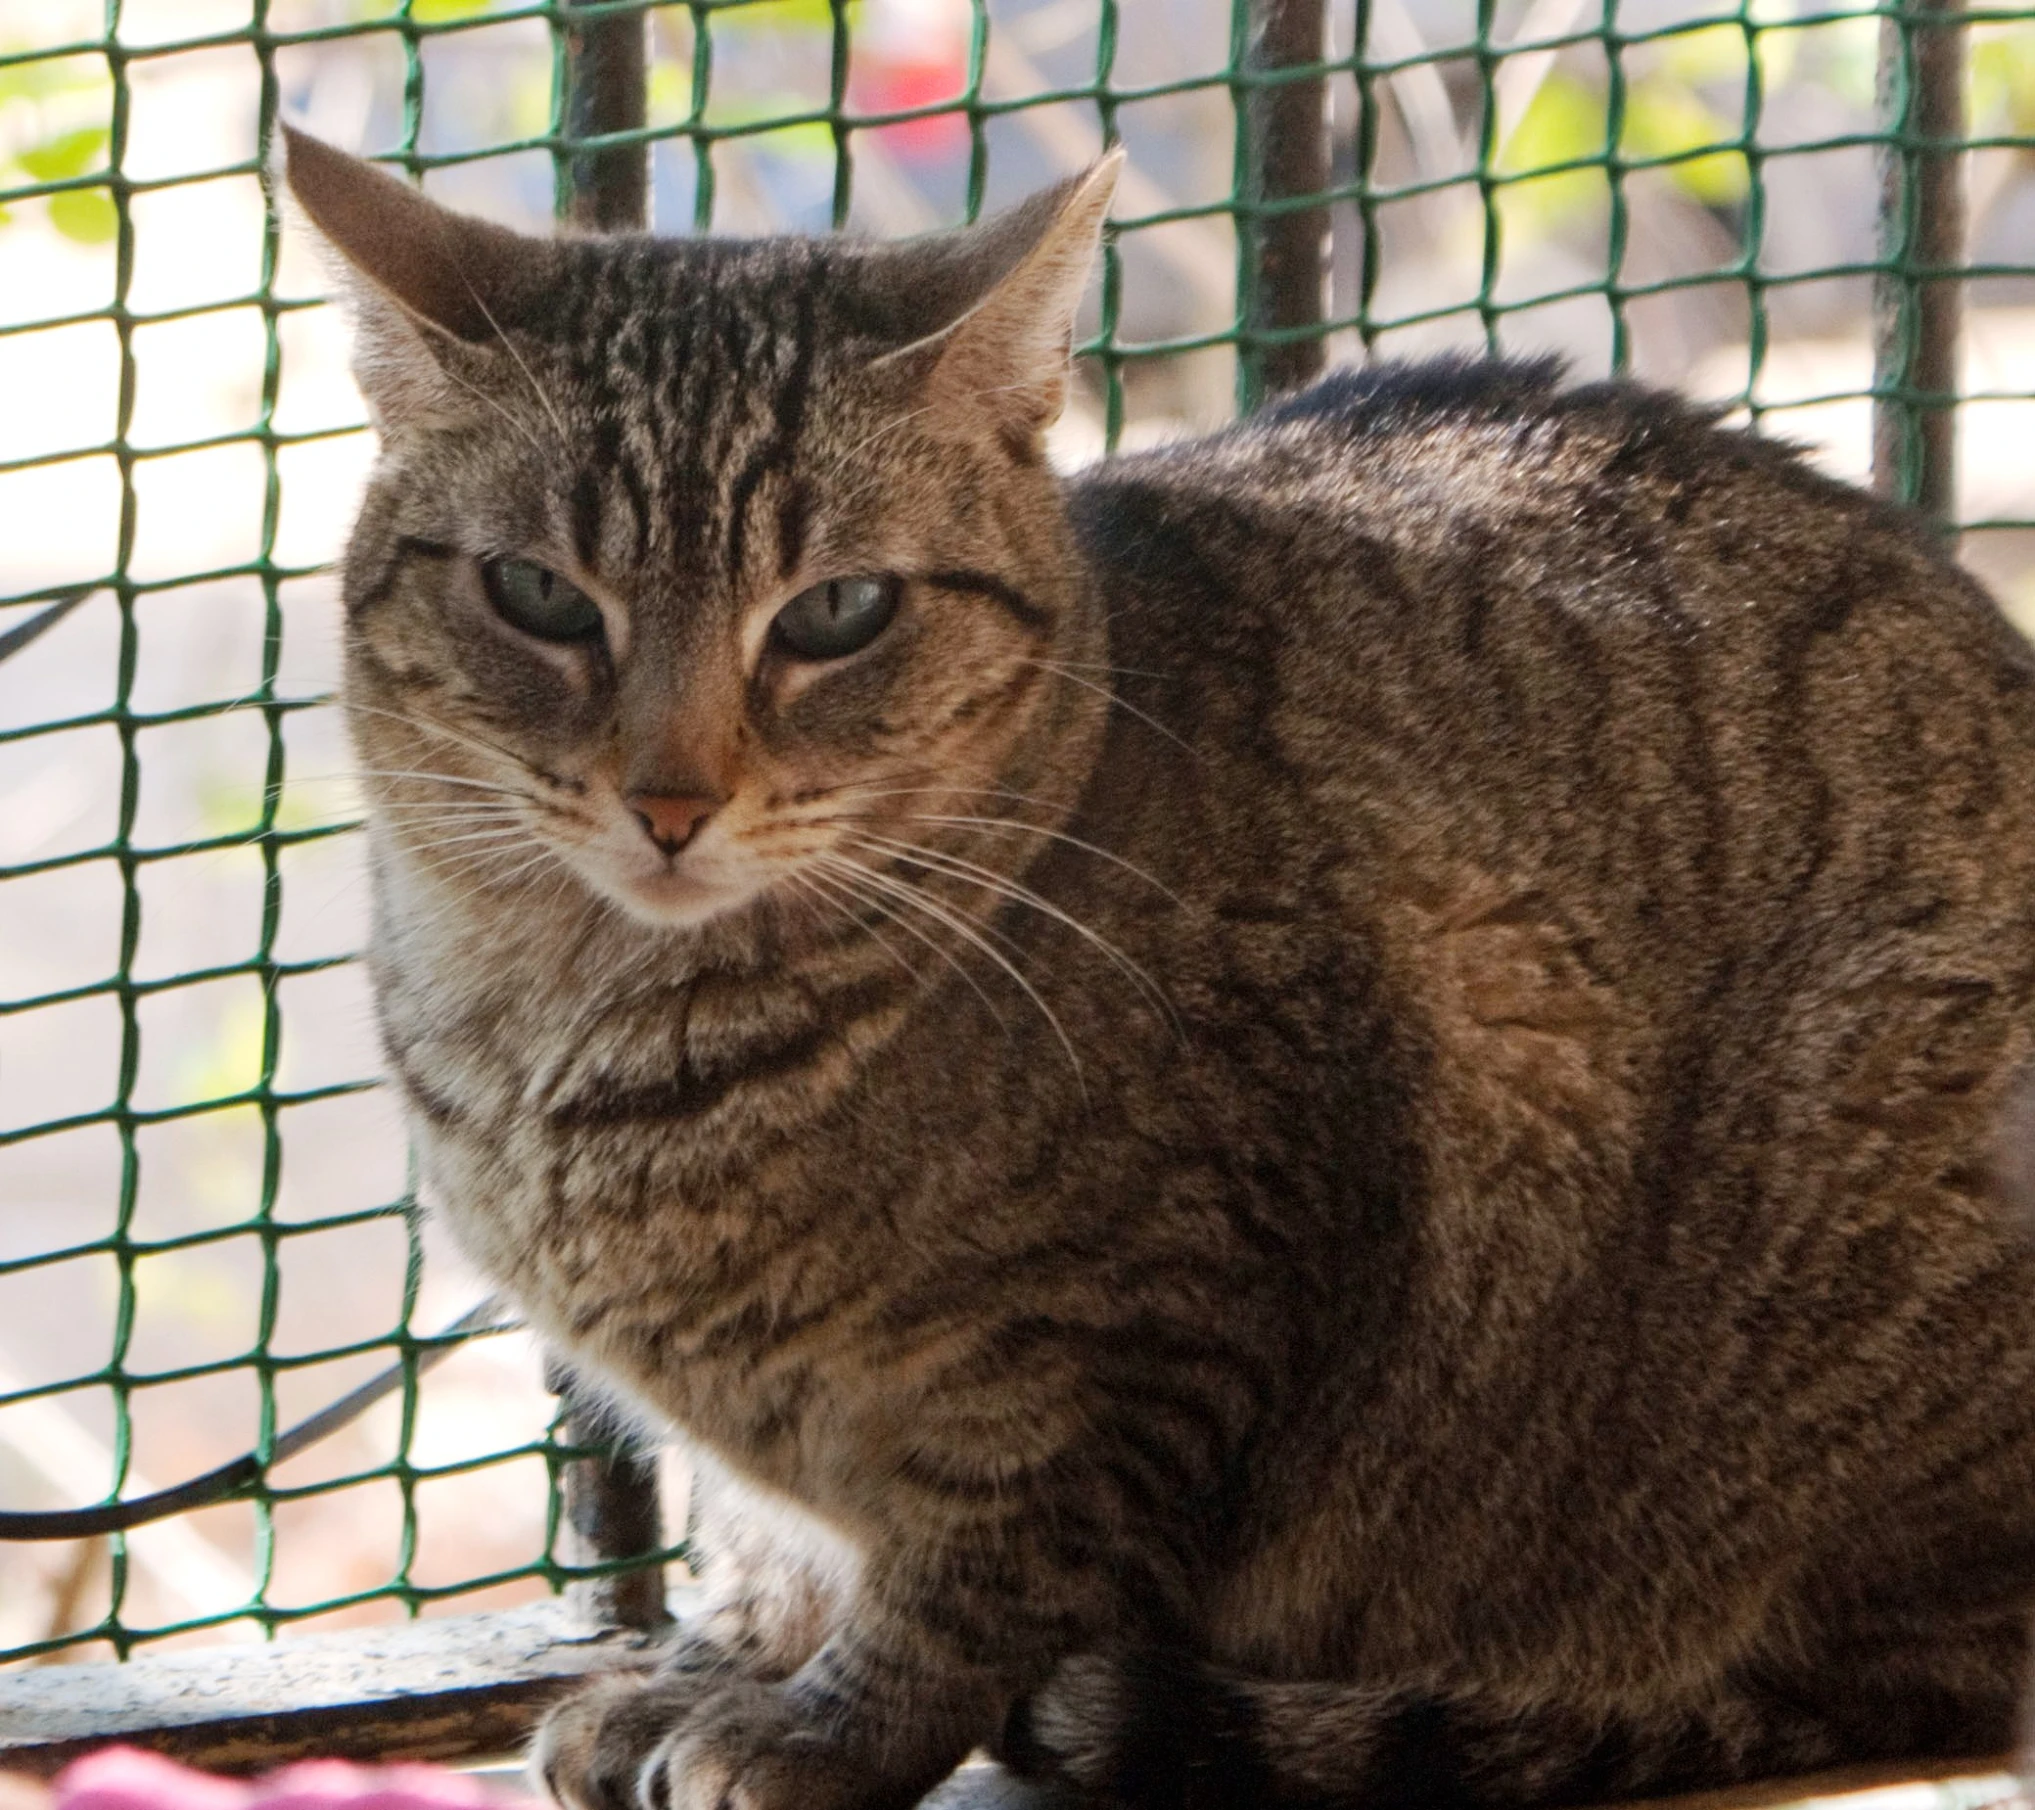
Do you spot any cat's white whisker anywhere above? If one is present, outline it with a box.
[767,774,1176,903]
[365,804,526,822]
[807,856,1007,1028]
[346,767,538,800]
[782,868,925,991]
[364,793,528,812]
[845,831,1178,1033]
[458,840,564,893]
[773,871,838,956]
[435,357,550,462]
[815,851,1083,1087]
[1015,659,1173,683]
[891,813,1178,903]
[1013,658,1196,756]
[456,272,575,449]
[810,404,948,504]
[343,700,541,775]
[404,825,528,853]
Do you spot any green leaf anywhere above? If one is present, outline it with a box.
[1497,72,1609,232]
[1622,78,1749,205]
[0,50,106,105]
[0,62,58,102]
[15,123,108,181]
[705,94,837,154]
[1656,22,1747,84]
[407,0,497,20]
[1972,24,2035,132]
[647,59,694,126]
[1817,12,1881,112]
[48,186,118,243]
[176,993,271,1108]
[712,0,854,32]
[196,773,267,838]
[1499,71,1607,178]
[1748,2,1800,92]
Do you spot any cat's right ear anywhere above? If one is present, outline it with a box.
[276,124,549,428]
[876,152,1122,453]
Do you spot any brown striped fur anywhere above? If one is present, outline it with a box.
[285,127,2035,1810]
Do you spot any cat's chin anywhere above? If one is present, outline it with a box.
[600,865,759,934]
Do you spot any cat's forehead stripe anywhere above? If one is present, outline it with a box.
[552,241,834,596]
[724,280,821,584]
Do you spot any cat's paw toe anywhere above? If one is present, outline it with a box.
[536,1668,898,1810]
[644,1683,881,1810]
[532,1673,718,1810]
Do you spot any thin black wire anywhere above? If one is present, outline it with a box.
[0,587,94,664]
[0,1298,512,1542]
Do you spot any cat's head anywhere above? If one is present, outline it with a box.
[284,127,1118,937]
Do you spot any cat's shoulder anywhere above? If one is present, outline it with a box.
[1066,354,1960,595]
[1251,353,1587,437]
[1078,354,1847,508]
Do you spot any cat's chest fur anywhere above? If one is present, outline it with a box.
[365,669,1649,1569]
[369,875,1057,1522]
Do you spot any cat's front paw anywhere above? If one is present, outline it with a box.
[534,1672,888,1810]
[646,1680,893,1810]
[534,1673,697,1810]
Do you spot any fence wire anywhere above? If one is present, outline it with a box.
[2,0,2034,1670]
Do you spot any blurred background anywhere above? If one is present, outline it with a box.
[2,0,2033,1669]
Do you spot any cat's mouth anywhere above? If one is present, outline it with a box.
[613,862,738,924]
[575,833,775,933]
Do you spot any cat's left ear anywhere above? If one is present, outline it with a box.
[275,124,552,427]
[903,151,1123,449]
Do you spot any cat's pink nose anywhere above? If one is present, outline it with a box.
[627,791,719,857]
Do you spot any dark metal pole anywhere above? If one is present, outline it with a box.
[1238,0,1332,408]
[547,2,665,1634]
[558,0,650,231]
[1870,0,1965,528]
[547,1359,669,1631]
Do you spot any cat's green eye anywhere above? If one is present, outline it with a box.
[772,575,901,662]
[481,557,604,643]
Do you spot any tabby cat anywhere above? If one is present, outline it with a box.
[283,123,2035,1810]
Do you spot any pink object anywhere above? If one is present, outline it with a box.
[53,1750,517,1810]
[853,55,970,161]
[248,1760,494,1810]
[54,1750,247,1810]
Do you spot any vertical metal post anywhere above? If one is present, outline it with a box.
[558,0,650,231]
[548,2,665,1634]
[1236,0,1331,409]
[548,1359,670,1631]
[1870,0,1965,528]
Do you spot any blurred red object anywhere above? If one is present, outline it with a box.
[40,1750,530,1810]
[853,52,970,161]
